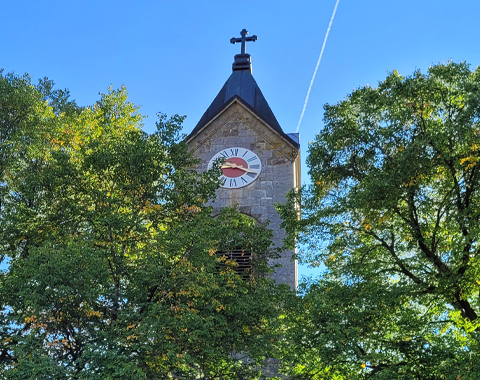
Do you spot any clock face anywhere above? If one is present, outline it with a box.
[207,147,262,189]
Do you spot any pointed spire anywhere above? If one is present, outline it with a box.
[186,29,299,149]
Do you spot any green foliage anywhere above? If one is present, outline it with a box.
[279,62,480,379]
[0,72,288,379]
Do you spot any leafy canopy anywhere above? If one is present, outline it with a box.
[279,62,480,379]
[0,72,289,380]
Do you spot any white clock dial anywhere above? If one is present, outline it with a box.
[207,147,262,189]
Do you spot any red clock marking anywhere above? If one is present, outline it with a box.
[222,157,249,178]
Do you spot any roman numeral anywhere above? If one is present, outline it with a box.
[219,150,229,158]
[230,148,239,156]
[220,176,227,185]
[230,178,237,187]
[242,150,248,157]
[241,176,248,184]
[247,156,258,162]
[250,164,260,169]
[246,172,257,178]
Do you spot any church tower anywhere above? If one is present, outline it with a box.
[186,30,300,289]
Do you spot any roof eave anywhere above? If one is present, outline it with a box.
[185,96,299,150]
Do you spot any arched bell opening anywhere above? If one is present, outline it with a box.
[216,248,253,281]
[213,211,260,281]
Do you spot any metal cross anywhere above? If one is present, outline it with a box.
[230,29,257,55]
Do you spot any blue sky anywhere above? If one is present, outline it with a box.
[2,0,480,278]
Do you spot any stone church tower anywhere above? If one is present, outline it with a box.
[186,30,300,289]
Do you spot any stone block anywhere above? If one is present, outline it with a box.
[260,197,273,206]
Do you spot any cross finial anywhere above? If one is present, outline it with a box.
[230,29,258,55]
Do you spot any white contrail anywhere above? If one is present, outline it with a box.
[296,0,340,133]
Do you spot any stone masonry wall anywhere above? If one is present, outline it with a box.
[187,100,298,289]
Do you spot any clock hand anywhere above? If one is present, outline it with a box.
[221,162,241,169]
[221,162,257,173]
[237,165,256,173]
[221,163,246,170]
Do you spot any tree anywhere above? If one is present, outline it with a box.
[0,72,289,379]
[278,62,480,379]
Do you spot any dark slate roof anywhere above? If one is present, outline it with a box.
[186,64,299,149]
